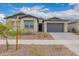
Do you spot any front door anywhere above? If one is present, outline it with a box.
[38,23,43,32]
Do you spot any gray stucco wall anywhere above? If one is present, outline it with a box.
[6,17,38,32]
[20,17,38,32]
[68,21,79,31]
[6,16,69,32]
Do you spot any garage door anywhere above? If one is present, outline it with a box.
[47,23,64,32]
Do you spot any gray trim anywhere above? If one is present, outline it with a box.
[4,12,69,21]
[4,13,26,19]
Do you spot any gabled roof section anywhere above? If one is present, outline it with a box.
[4,12,39,20]
[20,14,39,19]
[50,17,62,19]
[48,17,64,20]
[4,12,69,21]
[4,12,26,19]
[46,17,68,21]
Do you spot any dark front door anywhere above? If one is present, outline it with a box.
[38,23,43,32]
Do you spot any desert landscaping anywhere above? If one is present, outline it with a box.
[0,45,77,56]
[0,3,79,56]
[0,32,53,40]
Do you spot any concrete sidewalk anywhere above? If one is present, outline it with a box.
[0,40,79,45]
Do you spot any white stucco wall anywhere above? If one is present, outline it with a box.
[68,21,79,31]
[6,18,16,30]
[6,17,38,32]
[6,17,69,32]
[20,17,38,32]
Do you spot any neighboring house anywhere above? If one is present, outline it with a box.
[5,12,69,32]
[68,20,79,31]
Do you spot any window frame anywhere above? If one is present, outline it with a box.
[24,20,34,29]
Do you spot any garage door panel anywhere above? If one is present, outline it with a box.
[47,23,64,32]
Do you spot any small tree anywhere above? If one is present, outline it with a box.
[0,23,4,39]
[5,25,13,50]
[0,23,15,50]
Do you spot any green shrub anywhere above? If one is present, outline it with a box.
[37,32,48,39]
[68,30,70,32]
[76,29,79,33]
[71,28,76,33]
[75,29,79,34]
[21,29,35,35]
[43,32,48,37]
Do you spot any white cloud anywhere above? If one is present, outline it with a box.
[7,4,12,7]
[7,4,20,13]
[61,4,65,5]
[68,3,77,5]
[0,14,5,23]
[73,4,79,11]
[0,14,5,18]
[18,4,79,20]
[19,6,50,19]
[9,9,15,13]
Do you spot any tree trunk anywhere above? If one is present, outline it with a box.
[16,29,19,50]
[16,16,19,50]
[5,37,9,50]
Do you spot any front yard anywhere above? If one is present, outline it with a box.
[20,32,53,40]
[0,32,53,40]
[0,45,77,56]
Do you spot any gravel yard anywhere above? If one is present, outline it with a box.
[0,45,77,56]
[0,33,53,40]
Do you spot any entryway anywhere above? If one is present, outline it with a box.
[38,23,43,32]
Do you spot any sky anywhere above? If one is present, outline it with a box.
[0,3,73,15]
[0,3,79,21]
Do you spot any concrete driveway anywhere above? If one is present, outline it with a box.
[50,32,79,40]
[50,32,79,55]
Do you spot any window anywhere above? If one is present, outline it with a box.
[24,20,34,29]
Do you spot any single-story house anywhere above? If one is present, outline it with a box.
[68,20,79,31]
[5,12,69,32]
